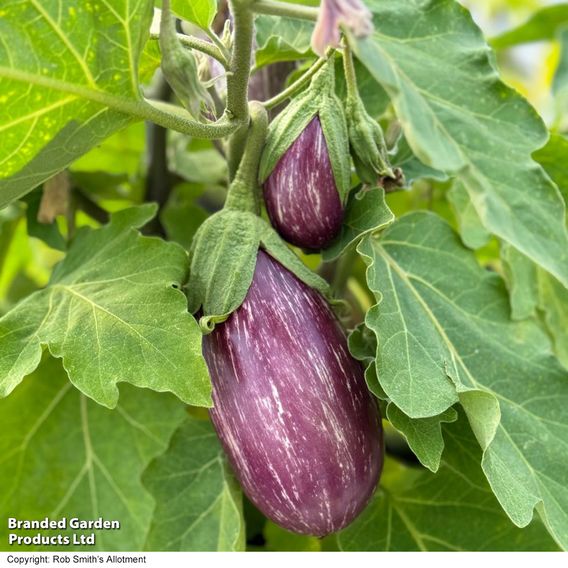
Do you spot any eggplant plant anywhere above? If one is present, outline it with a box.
[0,0,567,554]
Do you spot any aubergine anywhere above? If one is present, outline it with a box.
[263,116,344,251]
[203,249,383,536]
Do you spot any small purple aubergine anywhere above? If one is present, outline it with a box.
[203,250,383,536]
[263,116,344,250]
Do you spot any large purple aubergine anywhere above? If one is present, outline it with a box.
[203,249,383,536]
[263,116,344,251]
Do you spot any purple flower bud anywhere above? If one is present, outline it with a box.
[311,0,374,56]
[263,116,344,250]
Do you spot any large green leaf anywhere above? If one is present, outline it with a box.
[502,245,568,370]
[447,182,490,250]
[322,187,394,262]
[352,0,568,287]
[534,133,568,205]
[171,0,217,30]
[359,212,568,548]
[491,4,568,49]
[0,205,211,409]
[255,15,313,68]
[0,357,186,550]
[338,417,559,551]
[0,0,156,207]
[348,324,457,473]
[143,417,244,551]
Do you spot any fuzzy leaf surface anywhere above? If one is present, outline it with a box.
[348,324,455,473]
[255,16,313,68]
[171,0,217,30]
[0,357,186,550]
[323,187,394,261]
[0,0,156,207]
[359,212,568,547]
[0,205,211,408]
[143,417,244,551]
[338,418,559,551]
[353,0,568,287]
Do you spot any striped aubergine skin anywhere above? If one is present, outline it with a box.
[263,116,344,250]
[203,250,383,536]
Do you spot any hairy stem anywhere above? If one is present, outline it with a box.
[262,55,329,109]
[252,0,319,21]
[206,28,232,62]
[224,102,269,213]
[342,41,358,99]
[149,33,228,68]
[226,0,255,122]
[0,65,243,138]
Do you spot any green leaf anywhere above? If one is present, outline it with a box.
[143,417,244,551]
[170,135,228,185]
[0,0,155,207]
[0,205,211,409]
[349,323,457,473]
[338,417,559,551]
[0,357,187,551]
[188,210,261,323]
[23,189,67,252]
[386,405,457,473]
[491,4,568,49]
[359,212,568,548]
[264,522,321,551]
[71,122,146,176]
[171,0,217,30]
[353,0,568,287]
[255,15,314,68]
[390,136,447,185]
[161,183,209,251]
[188,210,331,326]
[534,133,568,205]
[323,187,394,261]
[502,245,568,369]
[447,181,490,250]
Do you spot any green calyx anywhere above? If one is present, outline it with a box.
[259,59,351,202]
[159,0,214,120]
[187,103,331,331]
[341,39,399,186]
[188,212,331,332]
[346,94,395,184]
[224,102,269,214]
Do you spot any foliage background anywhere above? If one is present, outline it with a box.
[0,0,567,552]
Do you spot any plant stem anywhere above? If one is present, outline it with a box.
[227,123,250,181]
[149,33,228,68]
[206,28,232,63]
[144,74,172,236]
[262,56,327,109]
[0,66,244,138]
[73,189,110,225]
[342,41,358,99]
[224,0,257,178]
[252,0,319,21]
[226,0,255,122]
[224,102,269,213]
